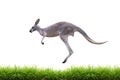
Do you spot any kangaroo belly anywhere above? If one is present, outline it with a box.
[46,31,59,37]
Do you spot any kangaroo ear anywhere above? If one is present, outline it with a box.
[35,19,40,25]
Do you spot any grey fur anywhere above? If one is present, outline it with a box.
[29,19,107,63]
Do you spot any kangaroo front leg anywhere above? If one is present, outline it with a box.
[41,36,45,45]
[40,31,47,45]
[60,35,73,63]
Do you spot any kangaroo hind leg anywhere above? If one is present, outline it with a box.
[60,35,73,63]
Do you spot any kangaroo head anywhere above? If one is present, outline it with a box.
[29,19,40,33]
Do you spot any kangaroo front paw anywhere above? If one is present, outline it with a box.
[41,42,44,45]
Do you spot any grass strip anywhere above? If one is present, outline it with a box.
[0,66,120,80]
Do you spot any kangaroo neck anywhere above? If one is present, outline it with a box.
[37,27,46,36]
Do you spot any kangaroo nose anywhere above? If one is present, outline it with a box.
[29,30,32,33]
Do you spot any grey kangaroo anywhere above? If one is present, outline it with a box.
[29,19,107,63]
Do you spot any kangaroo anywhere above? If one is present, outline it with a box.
[29,19,107,63]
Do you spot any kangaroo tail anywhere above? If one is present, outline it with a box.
[76,27,107,44]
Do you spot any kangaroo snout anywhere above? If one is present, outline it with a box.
[29,29,32,33]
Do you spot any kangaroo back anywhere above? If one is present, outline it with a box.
[76,27,107,44]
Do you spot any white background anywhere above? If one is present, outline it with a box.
[0,0,120,70]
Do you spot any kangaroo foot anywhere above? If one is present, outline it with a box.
[62,59,67,63]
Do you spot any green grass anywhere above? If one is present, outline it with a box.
[0,66,120,80]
